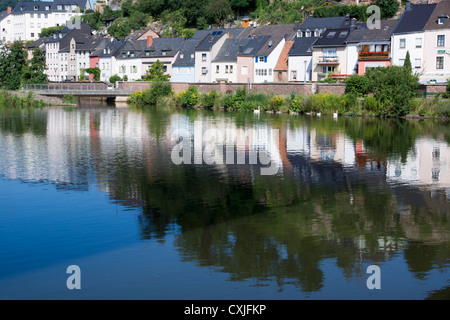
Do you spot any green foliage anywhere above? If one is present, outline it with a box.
[365,66,419,117]
[109,74,122,84]
[21,47,48,85]
[446,79,450,98]
[142,81,172,105]
[143,60,170,82]
[373,0,399,20]
[62,94,77,104]
[313,4,370,21]
[0,90,47,109]
[199,89,219,109]
[345,75,370,97]
[403,51,412,74]
[39,25,65,37]
[181,86,199,107]
[84,67,101,81]
[0,40,27,90]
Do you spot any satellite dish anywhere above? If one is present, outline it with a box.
[268,40,273,47]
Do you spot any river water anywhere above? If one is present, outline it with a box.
[0,104,449,300]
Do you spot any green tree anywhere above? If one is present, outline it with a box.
[109,74,122,84]
[0,40,27,90]
[39,25,65,37]
[84,67,101,81]
[403,51,412,74]
[206,0,232,25]
[21,47,48,85]
[143,60,170,82]
[374,0,399,19]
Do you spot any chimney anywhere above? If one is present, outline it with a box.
[251,34,255,39]
[228,33,233,39]
[405,1,412,11]
[295,21,300,31]
[7,6,11,14]
[350,18,357,31]
[130,29,134,34]
[147,36,153,48]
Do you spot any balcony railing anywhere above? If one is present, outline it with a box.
[318,56,339,64]
[358,51,390,60]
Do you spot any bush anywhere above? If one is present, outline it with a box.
[181,86,199,107]
[140,81,172,105]
[109,74,122,84]
[199,89,219,109]
[365,66,419,117]
[345,75,370,97]
[446,79,450,98]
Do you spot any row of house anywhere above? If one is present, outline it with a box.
[23,1,450,84]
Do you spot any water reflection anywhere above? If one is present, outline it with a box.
[0,106,449,299]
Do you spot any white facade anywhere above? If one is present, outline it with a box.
[116,57,142,81]
[195,34,228,83]
[391,32,425,74]
[288,56,312,82]
[254,38,285,83]
[0,1,91,43]
[210,62,237,83]
[99,56,116,82]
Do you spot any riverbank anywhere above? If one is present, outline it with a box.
[128,83,450,121]
[2,90,77,108]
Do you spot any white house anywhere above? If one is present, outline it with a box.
[0,0,91,42]
[390,2,437,80]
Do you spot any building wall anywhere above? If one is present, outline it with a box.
[346,44,359,75]
[45,42,60,81]
[237,56,254,83]
[141,56,177,80]
[357,60,391,75]
[116,57,143,81]
[254,38,285,83]
[211,62,238,83]
[195,34,228,83]
[288,56,312,82]
[422,29,450,83]
[311,46,347,81]
[391,32,425,76]
[172,66,195,83]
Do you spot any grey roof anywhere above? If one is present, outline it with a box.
[298,16,348,31]
[392,3,437,34]
[195,28,244,51]
[11,0,90,14]
[142,37,185,58]
[115,40,145,59]
[344,23,369,44]
[239,24,297,56]
[312,28,352,47]
[288,37,318,56]
[0,10,9,21]
[98,39,125,57]
[172,38,202,67]
[75,36,108,51]
[357,19,397,43]
[212,38,251,63]
[27,36,50,49]
[237,35,270,56]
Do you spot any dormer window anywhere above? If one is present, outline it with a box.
[180,53,184,59]
[305,30,311,37]
[34,6,38,10]
[438,14,448,25]
[45,6,50,10]
[57,5,62,10]
[65,5,70,10]
[162,51,167,56]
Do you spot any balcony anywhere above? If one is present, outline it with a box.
[318,56,339,64]
[358,51,390,60]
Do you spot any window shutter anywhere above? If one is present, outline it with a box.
[264,56,267,63]
[255,57,258,63]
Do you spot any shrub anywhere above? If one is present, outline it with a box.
[181,86,199,107]
[345,75,370,97]
[140,81,172,105]
[446,79,450,98]
[199,89,219,109]
[109,74,122,84]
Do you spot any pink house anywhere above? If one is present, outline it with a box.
[356,20,396,75]
[237,35,270,83]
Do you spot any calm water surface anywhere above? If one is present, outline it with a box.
[0,104,449,300]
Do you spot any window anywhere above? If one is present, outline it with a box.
[175,68,179,75]
[180,54,184,59]
[292,70,297,80]
[399,38,406,48]
[436,56,444,69]
[322,48,336,57]
[57,5,62,10]
[216,65,219,73]
[229,65,233,73]
[45,6,50,10]
[256,69,267,76]
[44,14,48,19]
[202,53,207,61]
[202,67,207,74]
[30,13,34,18]
[437,35,445,47]
[415,38,422,48]
[38,14,41,18]
[415,58,421,69]
[225,65,229,73]
[259,56,265,62]
[438,17,444,25]
[242,66,248,75]
[31,33,34,38]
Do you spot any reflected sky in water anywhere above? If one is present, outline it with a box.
[0,106,449,300]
